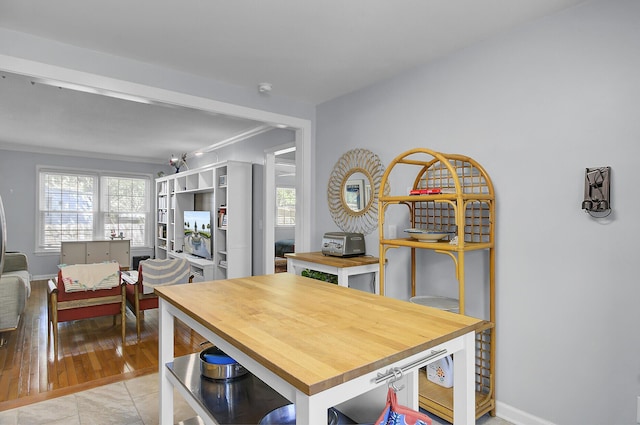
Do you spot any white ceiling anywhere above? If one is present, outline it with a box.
[0,0,587,162]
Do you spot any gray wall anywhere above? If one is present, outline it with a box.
[316,1,640,424]
[0,149,159,278]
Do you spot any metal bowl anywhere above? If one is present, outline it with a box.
[199,346,248,380]
[259,404,357,425]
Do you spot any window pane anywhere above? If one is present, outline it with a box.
[276,187,296,226]
[102,176,149,247]
[40,172,96,249]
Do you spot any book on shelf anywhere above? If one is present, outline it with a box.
[218,206,227,227]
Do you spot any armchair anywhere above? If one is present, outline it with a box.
[48,262,125,349]
[0,252,30,338]
[124,258,193,338]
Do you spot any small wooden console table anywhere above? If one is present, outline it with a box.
[285,251,381,294]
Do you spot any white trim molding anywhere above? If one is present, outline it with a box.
[496,401,558,425]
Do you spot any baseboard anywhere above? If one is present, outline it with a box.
[496,401,557,425]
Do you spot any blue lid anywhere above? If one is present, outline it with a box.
[203,353,237,365]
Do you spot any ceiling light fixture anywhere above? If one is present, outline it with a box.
[200,124,273,153]
[274,146,296,156]
[30,78,153,105]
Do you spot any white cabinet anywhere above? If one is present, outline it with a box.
[61,240,131,269]
[60,242,86,265]
[155,161,252,280]
[86,242,111,263]
[108,240,132,267]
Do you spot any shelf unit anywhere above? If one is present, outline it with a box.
[377,148,496,421]
[154,161,252,281]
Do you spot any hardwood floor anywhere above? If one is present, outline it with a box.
[0,280,207,412]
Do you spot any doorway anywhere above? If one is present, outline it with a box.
[264,144,296,274]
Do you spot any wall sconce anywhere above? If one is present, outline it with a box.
[582,166,611,217]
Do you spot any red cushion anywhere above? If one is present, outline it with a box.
[124,281,159,312]
[54,268,123,323]
[57,303,122,323]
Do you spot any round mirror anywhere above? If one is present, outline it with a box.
[342,170,372,213]
[327,149,388,235]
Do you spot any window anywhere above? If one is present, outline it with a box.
[40,172,96,247]
[276,187,296,226]
[101,176,149,247]
[38,169,150,250]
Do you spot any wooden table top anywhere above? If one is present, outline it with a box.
[156,273,486,396]
[285,251,379,268]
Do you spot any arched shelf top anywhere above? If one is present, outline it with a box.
[378,148,495,201]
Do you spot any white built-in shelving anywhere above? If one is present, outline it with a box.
[154,161,252,281]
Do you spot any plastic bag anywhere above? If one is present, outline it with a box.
[374,387,432,425]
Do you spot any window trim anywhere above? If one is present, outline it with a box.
[36,165,153,253]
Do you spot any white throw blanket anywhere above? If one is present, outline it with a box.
[60,262,120,292]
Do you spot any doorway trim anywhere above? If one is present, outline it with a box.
[264,142,297,274]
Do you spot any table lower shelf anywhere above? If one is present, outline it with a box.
[418,369,495,422]
[167,353,290,424]
[167,353,360,425]
[419,322,495,422]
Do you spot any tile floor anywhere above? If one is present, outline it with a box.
[0,373,196,425]
[0,373,512,425]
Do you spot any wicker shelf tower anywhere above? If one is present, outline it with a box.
[377,148,496,420]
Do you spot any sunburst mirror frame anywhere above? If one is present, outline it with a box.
[327,148,388,235]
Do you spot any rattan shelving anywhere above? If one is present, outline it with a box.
[377,148,496,420]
